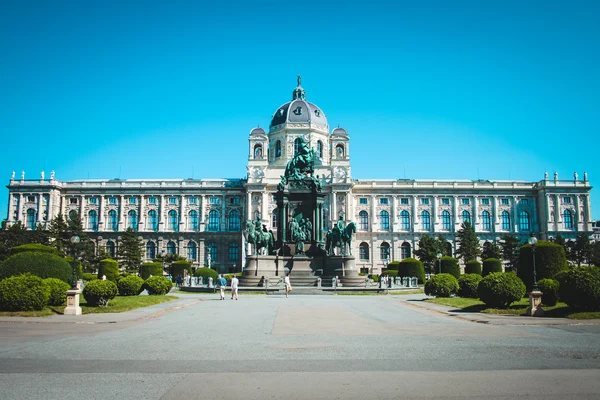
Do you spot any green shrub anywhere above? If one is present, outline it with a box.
[117,275,144,296]
[478,272,526,308]
[64,256,82,280]
[537,278,560,307]
[98,258,119,282]
[482,258,503,277]
[519,241,568,291]
[82,273,98,282]
[12,244,58,255]
[397,258,426,284]
[387,261,400,270]
[0,273,50,311]
[440,257,460,279]
[464,260,482,275]
[82,280,117,307]
[381,269,398,276]
[140,262,163,279]
[0,251,72,283]
[555,266,600,311]
[458,274,483,298]
[43,278,70,306]
[424,273,458,297]
[143,276,173,295]
[369,274,380,283]
[193,267,218,281]
[170,260,191,277]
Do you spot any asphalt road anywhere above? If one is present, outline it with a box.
[1,293,599,399]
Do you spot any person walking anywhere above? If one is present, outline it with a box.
[231,275,239,300]
[284,272,292,298]
[217,274,227,300]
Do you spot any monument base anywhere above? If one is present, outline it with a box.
[526,290,544,317]
[64,289,82,316]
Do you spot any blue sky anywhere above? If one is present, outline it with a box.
[1,0,599,219]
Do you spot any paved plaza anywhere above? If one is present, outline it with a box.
[1,293,600,399]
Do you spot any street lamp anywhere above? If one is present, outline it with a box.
[70,235,80,290]
[437,252,442,274]
[528,234,538,291]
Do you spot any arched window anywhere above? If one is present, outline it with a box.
[379,210,389,231]
[69,210,78,222]
[148,210,158,232]
[294,138,302,156]
[188,210,199,231]
[442,211,451,230]
[167,241,177,255]
[26,208,36,229]
[336,144,344,159]
[482,211,491,231]
[88,210,98,231]
[421,210,431,230]
[519,210,530,231]
[380,242,390,261]
[317,140,323,159]
[168,210,178,232]
[146,242,156,260]
[187,241,197,261]
[401,242,411,259]
[254,144,263,159]
[400,210,410,230]
[462,210,471,224]
[207,242,218,262]
[272,208,278,229]
[228,210,240,231]
[106,241,116,258]
[359,242,369,261]
[445,241,453,257]
[275,140,282,158]
[108,210,118,232]
[359,211,369,231]
[208,210,220,231]
[564,210,573,229]
[502,211,510,230]
[127,210,138,231]
[228,242,239,261]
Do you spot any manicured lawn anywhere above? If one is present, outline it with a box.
[425,297,600,320]
[0,309,56,317]
[338,289,424,295]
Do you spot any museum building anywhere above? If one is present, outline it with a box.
[5,78,594,273]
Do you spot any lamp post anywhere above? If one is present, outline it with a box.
[64,234,83,316]
[526,233,544,316]
[70,235,80,290]
[437,252,442,274]
[528,234,538,291]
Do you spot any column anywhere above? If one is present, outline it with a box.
[432,196,438,232]
[46,192,53,228]
[370,195,376,231]
[532,196,539,232]
[159,195,166,232]
[8,193,15,223]
[411,195,417,232]
[80,195,85,218]
[222,194,228,231]
[331,191,337,224]
[138,195,145,232]
[492,196,499,233]
[452,196,458,232]
[36,194,42,226]
[181,195,186,232]
[473,196,478,232]
[555,194,561,223]
[119,195,125,231]
[98,195,104,230]
[585,195,593,231]
[391,196,397,232]
[16,194,23,224]
[245,192,251,222]
[573,195,579,232]
[512,196,519,232]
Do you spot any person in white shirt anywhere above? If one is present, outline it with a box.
[284,272,292,298]
[231,275,239,300]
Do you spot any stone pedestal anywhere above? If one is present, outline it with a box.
[64,289,82,316]
[526,290,544,317]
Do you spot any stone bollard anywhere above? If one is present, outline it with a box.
[198,276,203,286]
[317,277,322,289]
[411,277,418,288]
[332,277,337,290]
[208,277,214,288]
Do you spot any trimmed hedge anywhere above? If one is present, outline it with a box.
[12,244,58,255]
[387,261,401,270]
[98,258,119,282]
[171,260,192,277]
[464,260,482,275]
[0,273,50,311]
[482,258,503,277]
[397,258,426,284]
[82,273,98,282]
[537,278,560,307]
[82,280,117,307]
[518,241,568,291]
[143,276,173,295]
[117,275,144,296]
[0,251,72,283]
[458,274,483,298]
[440,257,460,279]
[478,272,526,308]
[43,278,70,306]
[193,267,219,281]
[555,266,600,311]
[424,273,458,298]
[381,269,398,276]
[140,262,163,279]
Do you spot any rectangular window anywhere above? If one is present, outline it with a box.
[359,198,368,205]
[189,197,197,204]
[379,198,388,205]
[421,198,429,205]
[89,197,97,204]
[481,198,490,205]
[231,197,240,205]
[520,199,529,205]
[441,198,449,205]
[461,198,470,205]
[501,198,509,205]
[129,197,137,204]
[69,198,78,205]
[149,197,157,205]
[210,197,220,205]
[400,198,409,205]
[169,197,177,204]
[563,197,571,204]
[27,196,36,203]
[109,197,117,205]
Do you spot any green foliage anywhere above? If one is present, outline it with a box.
[592,242,600,268]
[0,251,72,283]
[117,275,144,296]
[386,261,400,270]
[12,244,58,255]
[458,274,483,298]
[482,258,503,277]
[82,280,117,307]
[82,273,98,282]
[43,277,70,306]
[117,228,144,271]
[518,241,568,291]
[482,241,502,260]
[140,262,163,279]
[171,260,191,277]
[193,267,218,281]
[571,233,593,266]
[455,222,481,263]
[143,276,173,295]
[381,269,398,276]
[537,278,560,307]
[464,260,482,275]
[0,221,49,261]
[440,256,460,279]
[0,273,50,311]
[424,273,458,297]
[98,258,120,282]
[555,266,600,311]
[477,272,526,308]
[415,234,443,272]
[499,234,522,273]
[397,258,426,284]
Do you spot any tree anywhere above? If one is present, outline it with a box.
[415,235,441,272]
[49,212,94,266]
[437,235,450,256]
[591,241,600,267]
[482,241,502,260]
[0,221,49,261]
[118,228,143,272]
[455,222,481,263]
[571,233,593,266]
[500,234,521,273]
[48,213,70,256]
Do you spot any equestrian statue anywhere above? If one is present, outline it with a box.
[325,217,356,256]
[244,215,275,255]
